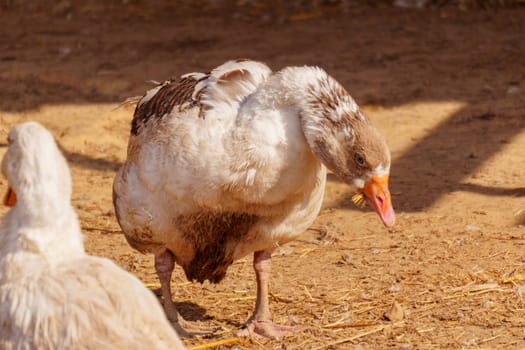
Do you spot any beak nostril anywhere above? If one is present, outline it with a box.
[376,194,384,207]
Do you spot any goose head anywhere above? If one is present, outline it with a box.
[2,121,72,218]
[283,67,396,227]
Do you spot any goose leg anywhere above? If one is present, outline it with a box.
[154,249,216,338]
[155,250,194,337]
[237,250,302,339]
[154,249,189,336]
[155,250,178,320]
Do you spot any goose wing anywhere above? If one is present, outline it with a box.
[130,59,272,135]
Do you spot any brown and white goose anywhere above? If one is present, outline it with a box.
[0,122,185,350]
[113,59,395,338]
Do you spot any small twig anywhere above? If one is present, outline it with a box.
[303,285,314,301]
[299,247,318,258]
[353,306,376,314]
[227,296,255,301]
[479,332,504,344]
[454,331,466,342]
[488,250,509,259]
[416,327,435,334]
[269,292,294,303]
[312,325,387,350]
[81,225,121,233]
[322,321,377,329]
[443,288,507,300]
[336,291,352,301]
[187,337,247,350]
[502,273,525,285]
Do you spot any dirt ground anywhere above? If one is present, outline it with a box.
[1,1,525,349]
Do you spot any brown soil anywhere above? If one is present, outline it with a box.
[1,1,525,349]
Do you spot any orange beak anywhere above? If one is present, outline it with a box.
[3,187,16,207]
[362,174,395,227]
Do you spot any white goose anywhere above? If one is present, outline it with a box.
[113,59,395,338]
[0,122,185,350]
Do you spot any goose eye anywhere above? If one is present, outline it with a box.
[355,155,365,165]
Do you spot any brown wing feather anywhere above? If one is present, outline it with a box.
[130,75,207,135]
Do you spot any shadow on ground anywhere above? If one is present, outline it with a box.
[1,1,523,214]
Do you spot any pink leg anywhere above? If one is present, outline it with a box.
[154,250,178,322]
[154,249,214,337]
[155,249,194,337]
[237,250,303,339]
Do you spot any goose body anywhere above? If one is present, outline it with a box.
[0,122,184,350]
[113,59,395,337]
